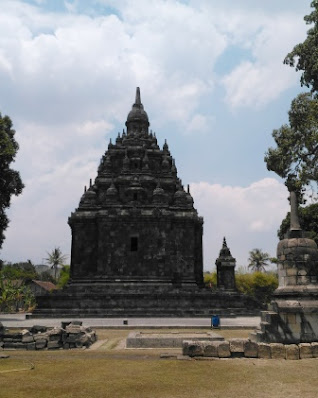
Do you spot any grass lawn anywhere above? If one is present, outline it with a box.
[1,328,318,398]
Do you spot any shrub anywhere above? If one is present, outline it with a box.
[236,272,278,307]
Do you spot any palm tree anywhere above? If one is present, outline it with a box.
[248,249,270,272]
[45,247,68,280]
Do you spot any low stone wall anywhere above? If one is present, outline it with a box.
[182,338,318,360]
[0,321,97,350]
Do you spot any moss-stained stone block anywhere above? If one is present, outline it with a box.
[285,344,299,360]
[270,343,285,359]
[183,341,204,357]
[244,341,258,358]
[217,341,231,358]
[311,342,318,358]
[229,338,246,354]
[299,343,313,359]
[203,342,218,357]
[258,343,271,359]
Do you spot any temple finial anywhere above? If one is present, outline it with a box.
[223,237,227,248]
[290,191,301,231]
[135,87,141,105]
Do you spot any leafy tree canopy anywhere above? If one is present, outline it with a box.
[278,202,318,244]
[264,93,318,195]
[0,113,24,251]
[1,261,39,281]
[284,1,318,95]
[57,265,70,288]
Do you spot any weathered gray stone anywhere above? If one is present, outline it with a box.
[203,342,218,357]
[216,238,236,290]
[244,341,258,358]
[299,343,313,359]
[229,338,246,353]
[258,343,271,359]
[285,344,299,360]
[35,339,47,349]
[33,333,48,342]
[27,342,36,350]
[183,341,204,357]
[47,341,61,349]
[4,342,25,349]
[217,341,231,358]
[270,343,285,359]
[311,342,318,358]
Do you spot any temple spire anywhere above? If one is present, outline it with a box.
[135,87,141,105]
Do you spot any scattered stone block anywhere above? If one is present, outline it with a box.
[35,339,47,349]
[217,341,231,358]
[258,343,271,359]
[183,341,204,357]
[229,338,246,355]
[244,341,258,358]
[22,330,34,343]
[285,344,299,360]
[27,343,36,350]
[47,341,61,349]
[270,343,285,359]
[30,325,47,334]
[4,342,25,349]
[203,342,218,357]
[311,342,318,358]
[34,333,48,342]
[65,325,82,334]
[299,343,313,359]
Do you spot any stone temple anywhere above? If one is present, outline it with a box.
[33,88,257,317]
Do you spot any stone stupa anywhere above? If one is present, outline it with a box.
[252,191,318,343]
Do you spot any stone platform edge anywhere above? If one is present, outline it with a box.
[182,338,318,360]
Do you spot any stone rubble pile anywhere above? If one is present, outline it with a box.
[0,321,97,350]
[182,338,318,360]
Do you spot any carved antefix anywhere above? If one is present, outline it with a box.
[215,237,236,291]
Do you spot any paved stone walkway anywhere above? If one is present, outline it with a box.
[0,313,260,329]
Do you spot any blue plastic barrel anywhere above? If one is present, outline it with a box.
[211,315,220,328]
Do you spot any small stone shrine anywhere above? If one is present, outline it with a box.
[33,88,257,317]
[251,191,318,343]
[215,238,236,291]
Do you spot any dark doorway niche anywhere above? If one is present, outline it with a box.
[130,236,138,251]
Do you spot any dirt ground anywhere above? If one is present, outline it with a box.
[1,328,318,398]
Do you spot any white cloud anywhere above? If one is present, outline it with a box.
[221,14,307,109]
[191,178,289,269]
[0,0,310,266]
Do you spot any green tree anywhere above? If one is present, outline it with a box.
[284,1,318,95]
[57,265,70,288]
[248,249,270,272]
[236,272,278,307]
[45,247,68,280]
[0,113,24,250]
[203,271,217,289]
[264,93,318,195]
[1,261,38,281]
[278,202,318,244]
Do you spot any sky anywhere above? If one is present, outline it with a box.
[0,0,313,270]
